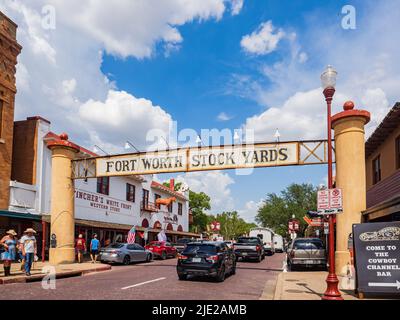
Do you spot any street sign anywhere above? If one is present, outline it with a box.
[210,221,221,232]
[303,216,323,227]
[317,188,343,214]
[353,221,400,295]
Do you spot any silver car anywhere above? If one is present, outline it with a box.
[287,238,327,270]
[100,243,153,265]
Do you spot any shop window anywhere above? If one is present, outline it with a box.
[396,135,400,170]
[126,183,135,202]
[97,177,110,195]
[178,203,183,215]
[372,155,381,184]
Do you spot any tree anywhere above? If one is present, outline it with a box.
[256,183,317,238]
[162,181,211,233]
[214,211,257,240]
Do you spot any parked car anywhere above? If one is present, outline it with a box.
[177,241,236,282]
[145,241,177,259]
[233,237,264,262]
[249,227,275,255]
[286,238,327,270]
[173,237,194,253]
[100,243,153,265]
[273,234,284,253]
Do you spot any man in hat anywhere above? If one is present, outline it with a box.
[20,228,37,276]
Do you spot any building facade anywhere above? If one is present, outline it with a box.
[3,115,197,259]
[363,103,400,222]
[0,12,21,210]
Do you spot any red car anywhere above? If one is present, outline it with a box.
[144,241,177,260]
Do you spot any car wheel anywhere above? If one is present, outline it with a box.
[178,273,187,280]
[216,265,226,282]
[123,255,130,265]
[161,251,167,260]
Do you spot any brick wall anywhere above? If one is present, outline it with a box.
[0,11,22,209]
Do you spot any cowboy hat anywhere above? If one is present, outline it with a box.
[24,228,36,234]
[6,229,17,236]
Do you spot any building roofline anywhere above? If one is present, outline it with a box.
[365,102,400,159]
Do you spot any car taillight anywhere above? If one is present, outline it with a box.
[206,255,219,262]
[178,254,188,260]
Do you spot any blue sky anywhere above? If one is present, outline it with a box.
[2,0,399,221]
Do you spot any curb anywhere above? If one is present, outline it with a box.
[272,272,284,300]
[0,265,111,285]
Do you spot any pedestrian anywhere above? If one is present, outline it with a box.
[20,228,37,276]
[90,234,100,263]
[1,230,18,277]
[75,234,86,263]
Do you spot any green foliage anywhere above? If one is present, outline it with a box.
[211,211,257,240]
[256,183,317,238]
[162,181,211,233]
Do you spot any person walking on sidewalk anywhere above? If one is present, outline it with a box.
[1,230,18,277]
[75,234,86,263]
[20,228,37,276]
[90,234,100,263]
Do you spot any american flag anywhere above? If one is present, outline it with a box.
[127,226,136,244]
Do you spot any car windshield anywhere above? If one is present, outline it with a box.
[183,244,217,254]
[237,238,259,244]
[294,240,324,250]
[107,243,124,249]
[150,242,163,247]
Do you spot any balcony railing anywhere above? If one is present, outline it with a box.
[141,201,159,212]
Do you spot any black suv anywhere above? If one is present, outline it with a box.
[177,241,236,282]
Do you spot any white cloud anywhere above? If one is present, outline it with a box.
[0,0,238,150]
[237,199,263,223]
[230,0,244,15]
[176,171,235,213]
[78,90,173,151]
[240,21,285,55]
[217,112,233,121]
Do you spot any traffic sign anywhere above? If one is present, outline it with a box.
[317,188,343,214]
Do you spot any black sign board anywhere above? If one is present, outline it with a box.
[353,221,400,294]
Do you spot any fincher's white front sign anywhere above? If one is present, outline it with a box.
[95,142,299,177]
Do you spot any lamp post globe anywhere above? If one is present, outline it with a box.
[321,65,337,90]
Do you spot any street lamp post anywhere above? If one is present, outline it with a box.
[320,65,343,300]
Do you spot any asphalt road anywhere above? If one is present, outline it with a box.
[0,253,285,300]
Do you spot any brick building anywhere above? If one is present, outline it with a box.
[0,11,22,210]
[362,103,400,222]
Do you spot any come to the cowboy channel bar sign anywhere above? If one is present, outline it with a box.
[353,221,400,294]
[96,142,298,176]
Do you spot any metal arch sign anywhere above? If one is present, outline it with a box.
[96,142,298,177]
[71,140,331,179]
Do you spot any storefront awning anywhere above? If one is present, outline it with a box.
[362,194,400,221]
[0,210,42,221]
[41,214,200,237]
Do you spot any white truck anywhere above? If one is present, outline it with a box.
[273,234,284,253]
[249,227,275,255]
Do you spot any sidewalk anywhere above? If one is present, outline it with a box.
[0,261,111,285]
[273,271,361,300]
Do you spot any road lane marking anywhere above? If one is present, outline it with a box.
[121,277,166,290]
